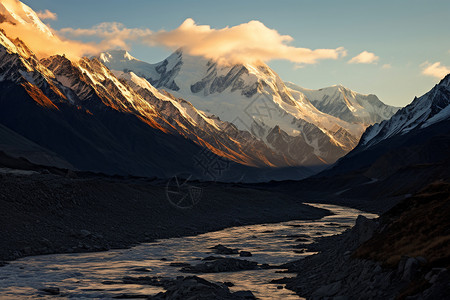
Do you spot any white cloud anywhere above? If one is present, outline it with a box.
[36,9,57,21]
[348,51,379,64]
[421,61,450,78]
[382,63,392,69]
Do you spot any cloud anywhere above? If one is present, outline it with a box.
[60,22,152,50]
[0,0,101,59]
[3,4,347,66]
[421,61,450,78]
[0,20,101,59]
[382,63,392,69]
[348,51,379,64]
[60,18,347,65]
[36,9,57,21]
[145,18,347,64]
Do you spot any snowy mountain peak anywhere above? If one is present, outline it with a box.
[98,50,137,64]
[0,29,57,87]
[0,0,53,37]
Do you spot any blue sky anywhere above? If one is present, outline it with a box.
[24,0,450,107]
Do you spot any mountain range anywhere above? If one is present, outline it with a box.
[4,0,446,184]
[98,49,398,167]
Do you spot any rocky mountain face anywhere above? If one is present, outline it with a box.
[99,49,397,166]
[358,74,450,149]
[0,30,202,178]
[316,74,450,179]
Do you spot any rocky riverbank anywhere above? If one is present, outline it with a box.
[0,171,328,263]
[274,182,450,299]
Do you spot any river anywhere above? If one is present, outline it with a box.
[0,203,377,299]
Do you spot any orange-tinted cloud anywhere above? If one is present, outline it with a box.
[36,9,57,21]
[60,18,347,65]
[0,21,99,59]
[145,18,347,65]
[0,0,99,59]
[144,19,346,64]
[2,1,346,66]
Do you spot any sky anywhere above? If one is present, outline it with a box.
[19,0,450,107]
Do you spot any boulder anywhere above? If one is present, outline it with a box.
[401,257,419,281]
[232,290,256,299]
[168,262,191,267]
[209,244,239,255]
[239,251,252,257]
[148,276,256,299]
[131,267,152,273]
[40,287,60,295]
[354,215,378,244]
[180,257,258,273]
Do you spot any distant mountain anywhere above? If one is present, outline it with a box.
[327,74,450,176]
[285,82,400,124]
[266,74,450,212]
[358,74,450,149]
[99,50,397,165]
[284,74,450,207]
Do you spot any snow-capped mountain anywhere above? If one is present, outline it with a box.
[113,70,304,167]
[359,74,450,149]
[0,24,311,180]
[99,49,396,165]
[286,82,399,124]
[43,54,298,168]
[0,0,399,180]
